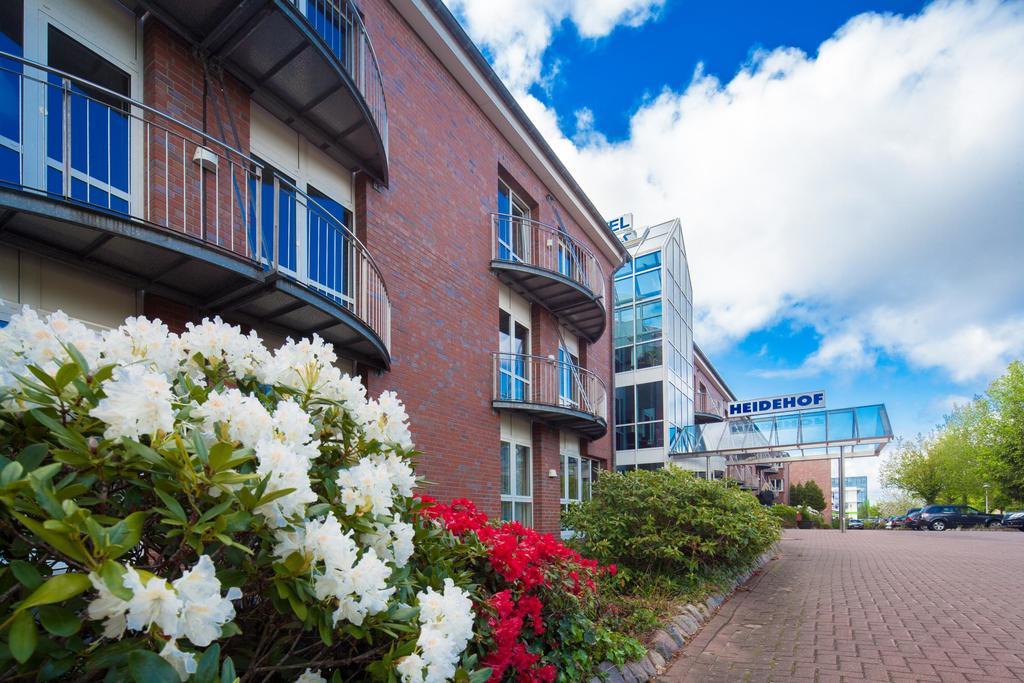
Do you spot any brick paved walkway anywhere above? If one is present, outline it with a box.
[660,529,1024,682]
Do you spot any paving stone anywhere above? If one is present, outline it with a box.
[648,650,666,670]
[650,630,680,658]
[658,530,1024,682]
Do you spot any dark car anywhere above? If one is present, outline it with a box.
[916,504,1002,531]
[1003,511,1024,531]
[847,518,865,529]
[900,508,923,529]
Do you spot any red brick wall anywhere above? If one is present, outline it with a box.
[788,459,834,521]
[357,1,615,533]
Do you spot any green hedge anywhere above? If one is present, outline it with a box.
[769,504,799,528]
[563,469,780,578]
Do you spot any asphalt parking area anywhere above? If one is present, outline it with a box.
[660,529,1024,682]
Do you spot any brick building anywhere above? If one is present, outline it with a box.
[0,0,626,534]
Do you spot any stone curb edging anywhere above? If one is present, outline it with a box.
[589,545,780,683]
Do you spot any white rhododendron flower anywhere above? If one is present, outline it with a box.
[122,567,182,635]
[356,391,413,448]
[254,439,318,527]
[398,579,475,683]
[295,669,327,683]
[273,398,318,450]
[172,555,243,646]
[289,513,395,626]
[0,306,102,391]
[191,388,274,448]
[337,457,399,517]
[90,365,176,441]
[86,573,129,639]
[179,317,270,377]
[101,316,183,375]
[361,515,415,568]
[160,639,198,682]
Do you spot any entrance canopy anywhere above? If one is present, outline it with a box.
[670,404,893,465]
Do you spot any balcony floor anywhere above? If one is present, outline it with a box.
[492,399,608,440]
[491,261,607,342]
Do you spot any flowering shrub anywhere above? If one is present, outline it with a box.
[0,308,487,682]
[423,499,642,681]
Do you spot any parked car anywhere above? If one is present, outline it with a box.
[847,518,865,529]
[915,504,1003,531]
[1003,511,1024,531]
[900,508,923,529]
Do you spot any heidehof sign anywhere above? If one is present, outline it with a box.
[727,391,826,418]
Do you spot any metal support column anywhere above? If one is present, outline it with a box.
[838,446,846,533]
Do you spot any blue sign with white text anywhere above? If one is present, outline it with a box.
[727,391,826,418]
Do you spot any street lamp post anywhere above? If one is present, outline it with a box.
[983,483,990,514]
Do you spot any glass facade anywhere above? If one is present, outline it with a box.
[612,222,695,465]
[500,440,533,526]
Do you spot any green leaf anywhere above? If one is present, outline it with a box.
[254,487,296,508]
[17,572,92,612]
[107,511,149,559]
[10,560,43,590]
[61,341,92,375]
[127,650,180,683]
[208,443,240,472]
[13,512,87,563]
[9,610,38,663]
[154,489,187,522]
[220,656,237,683]
[38,656,74,681]
[38,605,81,636]
[16,443,49,471]
[55,362,82,390]
[0,460,24,487]
[198,499,233,525]
[98,560,132,601]
[194,643,220,683]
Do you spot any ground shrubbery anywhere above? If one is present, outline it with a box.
[0,307,632,682]
[563,469,780,580]
[768,504,799,528]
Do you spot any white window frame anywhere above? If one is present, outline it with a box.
[500,439,533,527]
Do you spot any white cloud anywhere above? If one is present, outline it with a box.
[444,0,665,91]
[456,0,1024,383]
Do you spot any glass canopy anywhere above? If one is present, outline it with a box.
[670,404,893,464]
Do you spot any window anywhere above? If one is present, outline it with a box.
[498,309,529,401]
[497,180,530,262]
[46,26,131,214]
[0,1,23,186]
[561,454,597,512]
[306,186,354,307]
[614,381,663,451]
[558,345,579,407]
[500,441,533,526]
[613,250,664,371]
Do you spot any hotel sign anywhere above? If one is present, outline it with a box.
[727,391,826,418]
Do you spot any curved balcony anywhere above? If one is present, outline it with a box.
[492,353,608,439]
[695,391,728,424]
[490,213,607,342]
[133,0,388,182]
[0,54,390,368]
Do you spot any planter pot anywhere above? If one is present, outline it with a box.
[797,520,815,529]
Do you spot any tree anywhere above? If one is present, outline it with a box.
[789,480,826,511]
[881,436,944,503]
[988,361,1024,502]
[875,493,924,518]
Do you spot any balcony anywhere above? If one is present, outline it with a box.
[132,0,388,182]
[0,54,390,368]
[695,391,727,423]
[490,213,607,342]
[492,353,608,439]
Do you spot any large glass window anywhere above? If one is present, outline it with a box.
[558,345,579,407]
[500,441,533,526]
[613,250,664,372]
[615,381,663,451]
[46,26,131,214]
[497,180,530,262]
[498,309,529,401]
[560,454,597,512]
[306,186,354,307]
[0,1,23,186]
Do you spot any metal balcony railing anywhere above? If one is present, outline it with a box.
[490,213,606,301]
[492,352,608,423]
[695,390,727,419]
[292,0,388,157]
[0,52,390,352]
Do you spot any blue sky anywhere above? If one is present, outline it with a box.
[446,0,1024,496]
